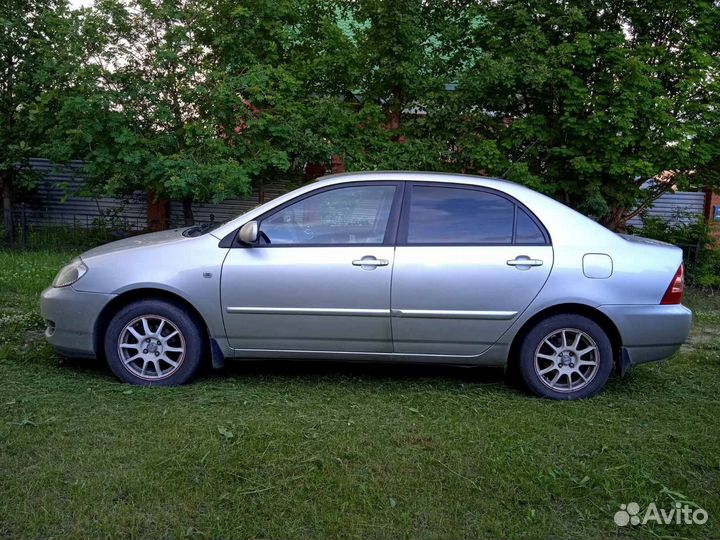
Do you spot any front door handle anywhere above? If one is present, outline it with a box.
[352,256,389,269]
[507,256,543,267]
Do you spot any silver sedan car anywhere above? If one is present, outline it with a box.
[40,172,692,399]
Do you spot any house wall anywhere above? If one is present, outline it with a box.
[706,189,720,243]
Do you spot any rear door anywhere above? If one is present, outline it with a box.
[391,183,553,356]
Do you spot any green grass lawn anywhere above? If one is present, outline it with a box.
[1,249,719,539]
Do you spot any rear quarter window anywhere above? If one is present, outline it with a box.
[515,208,546,244]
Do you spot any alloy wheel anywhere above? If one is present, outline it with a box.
[117,315,186,380]
[533,328,600,393]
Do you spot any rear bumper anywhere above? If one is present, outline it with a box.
[40,286,116,358]
[599,304,692,369]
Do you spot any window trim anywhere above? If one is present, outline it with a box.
[396,182,551,247]
[227,181,405,248]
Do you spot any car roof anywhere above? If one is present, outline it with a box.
[313,171,516,190]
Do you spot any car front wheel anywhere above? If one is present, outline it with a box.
[104,299,205,386]
[518,314,613,399]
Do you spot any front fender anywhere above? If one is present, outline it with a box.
[74,234,229,346]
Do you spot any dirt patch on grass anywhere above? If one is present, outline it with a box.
[683,326,720,352]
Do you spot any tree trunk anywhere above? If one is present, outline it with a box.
[387,106,401,131]
[331,155,346,174]
[182,198,194,226]
[387,85,401,131]
[1,171,14,243]
[147,191,169,231]
[601,205,628,232]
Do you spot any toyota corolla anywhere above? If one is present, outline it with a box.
[40,172,692,399]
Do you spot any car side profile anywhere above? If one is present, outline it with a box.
[40,172,692,399]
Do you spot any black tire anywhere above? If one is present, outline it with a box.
[104,299,205,386]
[518,314,613,400]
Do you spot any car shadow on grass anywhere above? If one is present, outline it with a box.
[214,358,509,386]
[53,351,658,399]
[50,351,514,394]
[56,354,115,377]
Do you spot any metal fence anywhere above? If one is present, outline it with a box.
[1,158,296,250]
[1,205,146,250]
[679,242,702,276]
[627,191,707,227]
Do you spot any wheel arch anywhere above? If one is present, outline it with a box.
[93,287,211,359]
[507,303,623,373]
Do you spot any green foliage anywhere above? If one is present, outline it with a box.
[695,250,720,289]
[0,1,87,189]
[456,0,720,227]
[631,215,709,249]
[49,1,260,219]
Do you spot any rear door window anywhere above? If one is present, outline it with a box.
[405,185,515,244]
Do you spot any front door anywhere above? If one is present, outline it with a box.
[391,183,553,356]
[221,182,402,353]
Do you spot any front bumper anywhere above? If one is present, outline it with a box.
[598,304,692,369]
[40,286,116,358]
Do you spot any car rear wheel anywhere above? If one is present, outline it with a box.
[104,299,204,386]
[518,314,613,399]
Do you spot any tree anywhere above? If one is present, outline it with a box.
[7,0,719,234]
[234,0,506,180]
[0,0,84,240]
[299,1,506,175]
[54,0,313,225]
[51,0,372,223]
[51,0,261,225]
[455,0,720,230]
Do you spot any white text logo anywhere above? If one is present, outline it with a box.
[614,502,708,526]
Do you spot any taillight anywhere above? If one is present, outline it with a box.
[660,264,684,305]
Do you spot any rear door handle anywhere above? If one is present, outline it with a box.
[507,257,543,267]
[352,256,389,268]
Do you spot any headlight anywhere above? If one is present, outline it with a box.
[53,259,88,288]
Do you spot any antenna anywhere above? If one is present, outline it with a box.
[501,140,538,179]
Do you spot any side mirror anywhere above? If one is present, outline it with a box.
[238,221,259,245]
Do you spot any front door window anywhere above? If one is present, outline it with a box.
[260,185,397,245]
